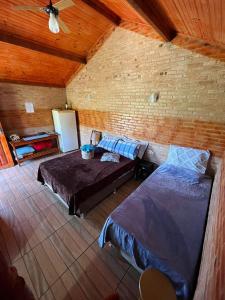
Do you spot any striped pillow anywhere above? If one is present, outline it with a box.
[114,140,139,160]
[98,138,118,152]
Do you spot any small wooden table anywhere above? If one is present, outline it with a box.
[135,160,158,180]
[9,134,60,166]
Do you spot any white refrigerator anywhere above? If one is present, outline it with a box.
[52,109,78,152]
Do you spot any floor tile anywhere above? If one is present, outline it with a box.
[57,225,83,259]
[77,252,113,298]
[33,243,61,286]
[13,257,38,299]
[0,156,141,300]
[40,288,55,300]
[23,250,49,298]
[51,277,72,300]
[50,232,76,267]
[0,220,21,263]
[60,269,87,300]
[69,261,102,300]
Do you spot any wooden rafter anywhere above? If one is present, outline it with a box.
[172,33,225,63]
[0,78,65,88]
[125,0,176,41]
[0,31,87,64]
[81,0,121,25]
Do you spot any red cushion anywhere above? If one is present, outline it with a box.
[33,141,53,151]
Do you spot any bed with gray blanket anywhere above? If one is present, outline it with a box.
[99,162,212,299]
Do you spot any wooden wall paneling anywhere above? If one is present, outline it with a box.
[81,0,121,25]
[120,20,164,41]
[205,0,224,43]
[0,78,63,88]
[0,0,113,57]
[100,0,146,23]
[0,0,223,86]
[124,0,176,41]
[0,142,7,166]
[0,42,80,87]
[156,0,225,45]
[173,34,225,63]
[0,122,14,169]
[0,31,86,64]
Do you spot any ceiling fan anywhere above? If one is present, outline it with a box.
[13,0,75,34]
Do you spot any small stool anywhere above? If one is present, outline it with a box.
[139,269,177,300]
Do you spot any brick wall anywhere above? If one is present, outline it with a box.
[66,27,225,297]
[0,83,66,136]
[66,27,225,157]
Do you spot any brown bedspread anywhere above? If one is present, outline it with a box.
[37,150,136,215]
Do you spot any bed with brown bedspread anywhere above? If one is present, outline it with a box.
[37,150,137,216]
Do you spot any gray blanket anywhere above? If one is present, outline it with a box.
[99,165,212,299]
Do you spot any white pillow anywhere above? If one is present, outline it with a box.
[100,152,120,163]
[166,145,210,174]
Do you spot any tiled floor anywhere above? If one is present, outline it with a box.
[0,154,141,300]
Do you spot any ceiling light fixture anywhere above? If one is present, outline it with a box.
[49,12,60,33]
[14,0,73,34]
[45,1,60,34]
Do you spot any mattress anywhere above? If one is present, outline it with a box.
[99,165,213,299]
[37,150,137,215]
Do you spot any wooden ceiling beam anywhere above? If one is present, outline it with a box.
[81,0,121,25]
[172,33,225,63]
[0,78,65,88]
[0,32,86,64]
[125,0,176,41]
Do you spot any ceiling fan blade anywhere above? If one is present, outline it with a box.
[54,0,75,11]
[13,5,44,12]
[58,17,71,34]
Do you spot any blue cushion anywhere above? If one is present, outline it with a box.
[166,145,210,174]
[98,138,118,152]
[114,140,139,160]
[16,146,35,157]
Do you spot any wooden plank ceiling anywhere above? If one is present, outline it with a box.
[0,0,224,87]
